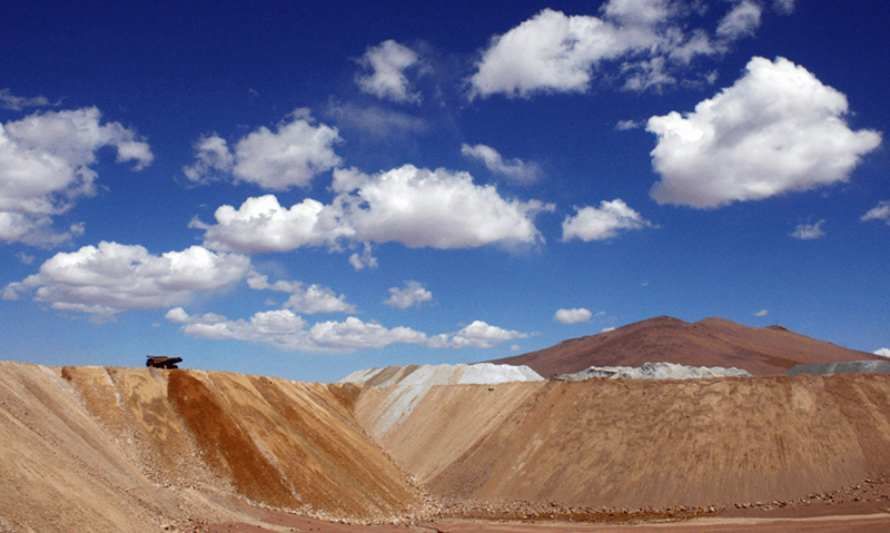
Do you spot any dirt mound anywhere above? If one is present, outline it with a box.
[491,316,878,377]
[7,358,890,531]
[0,362,418,532]
[344,363,542,438]
[357,381,545,484]
[363,374,890,511]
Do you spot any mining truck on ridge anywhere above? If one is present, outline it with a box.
[145,355,183,369]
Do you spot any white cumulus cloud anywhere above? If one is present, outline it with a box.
[874,348,890,359]
[3,241,249,317]
[754,309,769,317]
[333,165,554,249]
[790,220,826,240]
[470,8,659,98]
[460,143,542,185]
[862,201,890,225]
[468,2,725,99]
[0,107,153,246]
[385,280,432,309]
[181,134,233,184]
[647,57,882,208]
[247,271,354,314]
[309,316,428,350]
[332,165,554,249]
[196,164,553,261]
[182,109,341,190]
[356,40,421,103]
[554,307,593,324]
[562,199,652,242]
[168,308,524,352]
[429,320,528,349]
[195,194,351,253]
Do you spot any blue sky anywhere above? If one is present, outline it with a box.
[1,0,888,381]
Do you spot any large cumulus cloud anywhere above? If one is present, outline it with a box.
[647,56,881,208]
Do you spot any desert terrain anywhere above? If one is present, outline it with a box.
[3,318,890,531]
[492,316,880,377]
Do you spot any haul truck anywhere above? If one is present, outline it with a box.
[145,355,183,369]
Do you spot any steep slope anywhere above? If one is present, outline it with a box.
[344,363,542,439]
[360,382,545,484]
[491,316,877,377]
[0,363,201,532]
[363,375,890,510]
[0,362,419,532]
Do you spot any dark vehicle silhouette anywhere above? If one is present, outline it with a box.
[145,355,183,369]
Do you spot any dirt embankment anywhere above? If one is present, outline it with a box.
[0,362,419,532]
[6,359,890,532]
[364,375,890,511]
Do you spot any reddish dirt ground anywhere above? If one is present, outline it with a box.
[491,316,879,377]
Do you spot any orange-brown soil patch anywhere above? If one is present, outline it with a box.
[168,371,297,508]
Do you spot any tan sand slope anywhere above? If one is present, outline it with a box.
[345,363,542,440]
[356,381,545,484]
[0,361,418,532]
[491,316,878,377]
[363,375,890,510]
[6,358,890,532]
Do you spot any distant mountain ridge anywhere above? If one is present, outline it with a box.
[490,316,879,377]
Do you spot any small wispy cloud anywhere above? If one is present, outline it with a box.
[790,220,825,240]
[461,143,542,185]
[554,307,593,324]
[15,252,35,265]
[0,88,54,111]
[385,280,433,309]
[615,119,641,131]
[862,201,890,225]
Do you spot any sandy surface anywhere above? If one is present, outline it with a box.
[429,513,890,532]
[4,360,890,532]
[362,374,890,510]
[493,316,879,376]
[204,512,890,532]
[0,362,419,532]
[358,382,545,483]
[344,363,541,438]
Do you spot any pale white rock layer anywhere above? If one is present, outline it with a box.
[340,363,543,437]
[557,361,751,381]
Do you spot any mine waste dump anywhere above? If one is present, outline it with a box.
[2,319,890,531]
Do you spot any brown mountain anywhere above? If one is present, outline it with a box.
[491,315,880,377]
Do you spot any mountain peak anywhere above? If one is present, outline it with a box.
[490,315,877,377]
